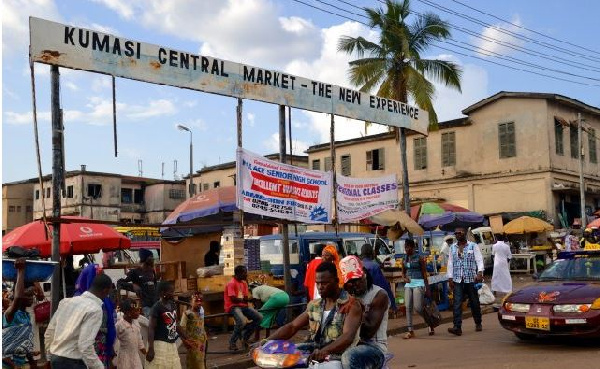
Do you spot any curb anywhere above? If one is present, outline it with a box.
[208,305,496,369]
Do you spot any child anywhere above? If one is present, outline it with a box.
[115,299,146,369]
[180,292,208,369]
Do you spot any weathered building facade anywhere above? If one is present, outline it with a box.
[2,179,37,234]
[307,92,600,227]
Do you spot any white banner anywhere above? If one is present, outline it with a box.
[336,174,399,223]
[29,17,428,134]
[236,148,332,223]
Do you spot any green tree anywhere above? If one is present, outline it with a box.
[338,0,462,212]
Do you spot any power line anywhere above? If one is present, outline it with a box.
[413,0,600,64]
[449,0,600,57]
[337,0,600,73]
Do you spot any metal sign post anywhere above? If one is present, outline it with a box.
[50,65,63,313]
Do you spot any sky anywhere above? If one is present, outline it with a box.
[2,0,600,184]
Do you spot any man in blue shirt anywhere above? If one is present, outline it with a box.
[360,244,397,312]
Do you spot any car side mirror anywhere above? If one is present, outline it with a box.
[531,273,539,280]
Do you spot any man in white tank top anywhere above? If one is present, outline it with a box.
[339,256,389,369]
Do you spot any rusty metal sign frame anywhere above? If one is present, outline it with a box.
[29,17,429,135]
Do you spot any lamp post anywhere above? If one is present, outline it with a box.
[177,124,194,198]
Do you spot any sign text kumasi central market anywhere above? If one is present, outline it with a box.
[29,17,428,134]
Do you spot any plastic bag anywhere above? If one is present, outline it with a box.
[422,298,441,328]
[478,283,495,305]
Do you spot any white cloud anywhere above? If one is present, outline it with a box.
[91,76,112,92]
[474,15,526,56]
[247,112,256,127]
[263,132,311,155]
[4,98,178,126]
[93,0,320,69]
[3,0,62,55]
[65,82,79,91]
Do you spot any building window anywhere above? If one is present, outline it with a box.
[8,206,15,212]
[441,132,456,167]
[66,185,74,199]
[414,137,428,170]
[203,183,209,191]
[121,188,133,203]
[213,181,220,188]
[87,184,102,199]
[16,206,21,212]
[324,157,332,172]
[26,206,33,213]
[570,126,579,159]
[169,188,186,199]
[366,148,385,170]
[589,128,597,163]
[340,155,351,176]
[35,190,40,200]
[46,187,51,198]
[312,159,321,171]
[498,122,516,158]
[133,189,143,204]
[554,119,564,156]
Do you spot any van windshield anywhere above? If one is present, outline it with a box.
[260,240,298,255]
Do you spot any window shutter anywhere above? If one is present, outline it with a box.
[378,148,385,170]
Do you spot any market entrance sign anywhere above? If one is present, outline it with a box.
[29,17,429,134]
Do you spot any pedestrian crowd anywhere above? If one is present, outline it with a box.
[3,227,521,369]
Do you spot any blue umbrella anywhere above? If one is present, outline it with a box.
[419,211,484,231]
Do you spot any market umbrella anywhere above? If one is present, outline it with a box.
[419,211,484,231]
[368,210,424,238]
[410,202,470,221]
[587,218,600,228]
[2,216,131,257]
[162,186,237,225]
[503,216,554,234]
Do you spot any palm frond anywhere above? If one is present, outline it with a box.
[415,59,462,92]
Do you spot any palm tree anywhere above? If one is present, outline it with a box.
[338,0,462,213]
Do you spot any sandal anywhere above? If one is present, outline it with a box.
[403,331,415,339]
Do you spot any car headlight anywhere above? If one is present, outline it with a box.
[592,298,600,310]
[504,302,530,313]
[553,304,592,313]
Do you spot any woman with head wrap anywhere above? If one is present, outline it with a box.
[322,244,344,287]
[75,263,117,368]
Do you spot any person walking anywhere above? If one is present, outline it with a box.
[145,281,192,369]
[491,235,513,297]
[224,266,262,351]
[447,227,484,336]
[181,292,208,369]
[401,239,434,338]
[44,274,113,369]
[115,299,146,369]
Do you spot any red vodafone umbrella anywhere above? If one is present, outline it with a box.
[2,216,131,257]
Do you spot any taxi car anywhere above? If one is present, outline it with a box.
[498,251,600,340]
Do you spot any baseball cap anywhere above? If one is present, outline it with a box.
[339,255,365,284]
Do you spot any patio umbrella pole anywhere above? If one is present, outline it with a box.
[50,65,63,314]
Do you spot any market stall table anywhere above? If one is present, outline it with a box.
[510,253,537,274]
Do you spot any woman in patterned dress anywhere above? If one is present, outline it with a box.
[181,292,207,369]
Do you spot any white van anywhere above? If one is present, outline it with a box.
[469,226,496,269]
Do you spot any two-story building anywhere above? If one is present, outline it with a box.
[2,178,37,234]
[307,92,600,227]
[32,166,186,224]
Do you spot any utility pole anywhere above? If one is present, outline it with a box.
[400,128,410,214]
[50,65,63,314]
[578,113,586,229]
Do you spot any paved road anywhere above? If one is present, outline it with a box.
[386,312,600,369]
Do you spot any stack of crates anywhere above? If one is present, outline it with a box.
[245,238,261,271]
[221,226,244,275]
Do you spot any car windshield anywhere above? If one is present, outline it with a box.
[539,256,600,281]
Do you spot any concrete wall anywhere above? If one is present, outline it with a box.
[2,183,34,234]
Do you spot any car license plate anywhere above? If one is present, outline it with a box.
[525,316,550,331]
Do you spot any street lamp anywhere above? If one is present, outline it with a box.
[177,124,194,198]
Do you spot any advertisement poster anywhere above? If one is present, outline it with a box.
[236,148,332,223]
[336,174,399,223]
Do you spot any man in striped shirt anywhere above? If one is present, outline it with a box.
[44,274,113,369]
